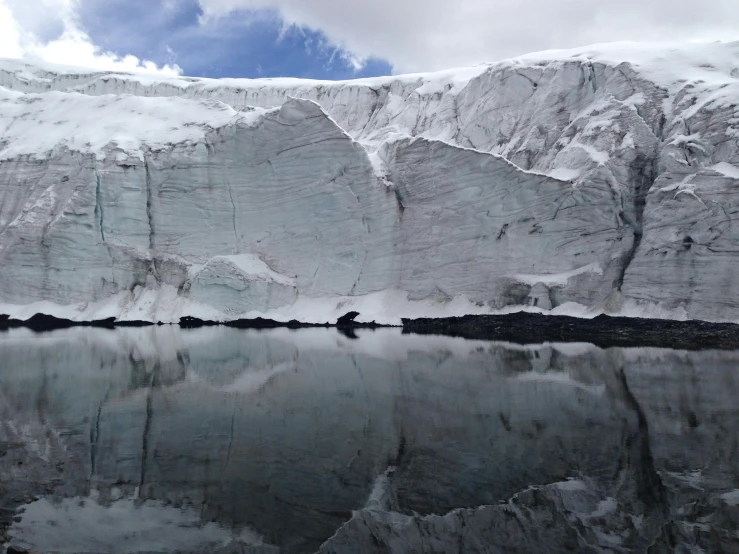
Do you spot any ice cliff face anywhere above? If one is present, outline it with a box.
[1,41,738,323]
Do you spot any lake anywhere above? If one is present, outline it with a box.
[1,326,737,553]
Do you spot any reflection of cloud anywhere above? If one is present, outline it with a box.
[11,494,266,552]
[513,371,607,395]
[186,361,297,395]
[0,0,181,74]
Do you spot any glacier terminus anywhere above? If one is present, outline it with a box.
[1,41,738,324]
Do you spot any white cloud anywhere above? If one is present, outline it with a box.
[197,0,739,73]
[0,0,181,75]
[0,1,24,59]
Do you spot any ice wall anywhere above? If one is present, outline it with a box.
[0,41,738,322]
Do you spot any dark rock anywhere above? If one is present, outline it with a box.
[179,316,217,328]
[88,317,117,328]
[21,314,76,332]
[402,312,739,350]
[225,318,287,329]
[0,313,141,332]
[337,327,359,339]
[111,320,155,328]
[336,311,361,325]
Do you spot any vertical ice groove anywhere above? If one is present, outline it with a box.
[89,400,102,480]
[94,169,104,243]
[138,390,153,497]
[349,251,368,295]
[225,177,238,253]
[143,156,154,252]
[224,408,236,469]
[616,152,659,291]
[618,367,667,515]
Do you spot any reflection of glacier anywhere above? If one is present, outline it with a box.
[1,42,739,322]
[1,328,737,553]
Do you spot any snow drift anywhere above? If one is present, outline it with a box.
[0,41,738,323]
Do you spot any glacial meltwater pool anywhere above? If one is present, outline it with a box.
[1,326,737,553]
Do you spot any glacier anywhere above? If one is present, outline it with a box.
[0,41,738,323]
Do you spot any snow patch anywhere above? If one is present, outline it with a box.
[721,489,739,506]
[514,263,603,287]
[658,180,707,206]
[620,133,635,149]
[710,162,739,179]
[211,254,296,286]
[0,90,269,160]
[547,167,581,181]
[575,142,610,164]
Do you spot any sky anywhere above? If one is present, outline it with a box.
[0,0,738,79]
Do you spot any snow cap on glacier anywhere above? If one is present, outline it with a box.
[1,40,739,324]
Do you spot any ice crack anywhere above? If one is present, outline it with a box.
[616,152,658,290]
[94,169,105,243]
[143,156,155,252]
[225,177,238,252]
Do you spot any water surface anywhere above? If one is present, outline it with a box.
[1,327,737,553]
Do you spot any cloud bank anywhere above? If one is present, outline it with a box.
[198,0,739,72]
[1,0,738,77]
[0,0,181,74]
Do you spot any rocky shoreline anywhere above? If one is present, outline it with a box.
[402,312,739,350]
[0,311,382,333]
[3,311,739,350]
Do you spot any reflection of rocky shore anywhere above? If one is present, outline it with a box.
[1,327,737,553]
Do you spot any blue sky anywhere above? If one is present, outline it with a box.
[1,0,737,79]
[77,0,392,79]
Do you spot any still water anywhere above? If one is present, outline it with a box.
[0,326,737,553]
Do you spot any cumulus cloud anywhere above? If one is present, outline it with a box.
[197,0,739,72]
[0,1,24,59]
[0,0,181,74]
